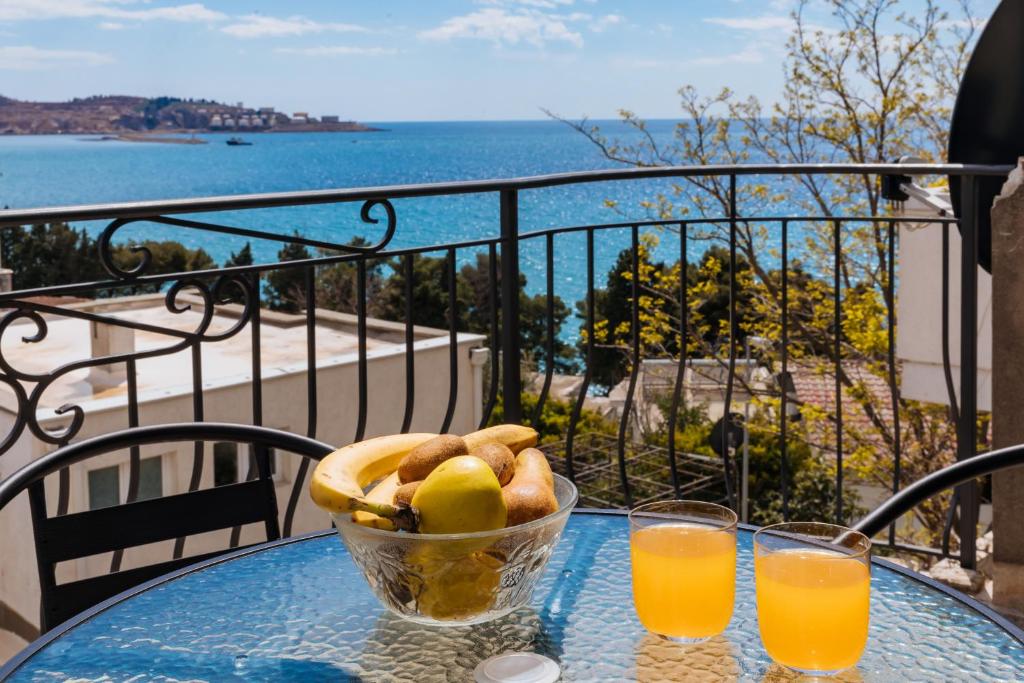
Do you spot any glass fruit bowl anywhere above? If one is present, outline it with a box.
[332,474,578,626]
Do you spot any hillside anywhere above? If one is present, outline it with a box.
[0,95,377,135]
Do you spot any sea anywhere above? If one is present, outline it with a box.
[0,120,798,306]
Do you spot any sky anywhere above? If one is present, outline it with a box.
[0,0,997,122]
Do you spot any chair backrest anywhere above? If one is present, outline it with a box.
[853,442,1024,538]
[0,422,335,633]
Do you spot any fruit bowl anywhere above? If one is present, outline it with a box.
[332,474,578,626]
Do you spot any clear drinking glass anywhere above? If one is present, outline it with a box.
[754,522,871,676]
[629,500,737,643]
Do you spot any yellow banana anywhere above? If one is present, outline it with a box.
[310,433,434,515]
[351,472,401,530]
[463,424,538,454]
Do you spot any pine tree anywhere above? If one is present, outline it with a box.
[224,242,254,268]
[264,234,312,312]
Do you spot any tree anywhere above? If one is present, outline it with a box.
[314,238,386,315]
[223,242,254,268]
[553,0,982,543]
[264,235,312,313]
[0,223,215,294]
[371,251,574,371]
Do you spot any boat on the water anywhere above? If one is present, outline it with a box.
[226,137,252,146]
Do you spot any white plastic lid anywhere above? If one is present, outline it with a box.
[473,652,561,683]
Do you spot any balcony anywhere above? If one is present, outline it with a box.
[0,161,1016,643]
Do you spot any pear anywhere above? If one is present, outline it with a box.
[502,448,558,527]
[411,455,507,534]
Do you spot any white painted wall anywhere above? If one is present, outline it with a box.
[896,188,992,411]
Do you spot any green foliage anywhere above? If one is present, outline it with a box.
[113,240,215,275]
[264,234,312,312]
[371,252,574,370]
[659,401,862,526]
[487,392,616,444]
[313,238,386,314]
[223,242,254,268]
[0,223,213,294]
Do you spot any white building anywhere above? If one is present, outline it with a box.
[0,293,485,638]
[895,185,992,410]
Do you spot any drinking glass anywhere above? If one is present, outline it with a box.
[754,522,871,676]
[629,500,737,643]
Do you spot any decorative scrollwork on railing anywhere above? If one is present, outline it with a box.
[97,198,398,280]
[0,273,257,447]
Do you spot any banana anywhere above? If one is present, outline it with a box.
[463,424,538,454]
[351,472,401,530]
[310,433,434,515]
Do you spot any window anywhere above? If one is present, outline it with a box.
[88,465,119,510]
[213,442,239,486]
[137,456,163,501]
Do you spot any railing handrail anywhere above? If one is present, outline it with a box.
[0,162,1012,228]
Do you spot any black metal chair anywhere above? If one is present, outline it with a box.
[853,444,1024,538]
[0,422,334,633]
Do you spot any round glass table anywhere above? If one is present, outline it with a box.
[3,511,1023,681]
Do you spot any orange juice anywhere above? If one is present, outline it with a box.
[631,523,736,640]
[755,548,870,672]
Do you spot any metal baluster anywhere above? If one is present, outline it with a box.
[283,268,318,537]
[942,223,961,421]
[834,219,843,524]
[110,358,140,572]
[55,464,70,517]
[531,232,556,428]
[887,220,902,546]
[354,257,368,442]
[565,229,595,483]
[957,175,980,569]
[440,248,458,433]
[665,222,687,498]
[401,254,416,433]
[232,272,263,548]
[615,226,642,508]
[780,219,790,521]
[480,244,500,428]
[175,341,204,557]
[500,190,523,424]
[721,174,739,511]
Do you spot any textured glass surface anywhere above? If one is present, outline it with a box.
[9,514,1024,681]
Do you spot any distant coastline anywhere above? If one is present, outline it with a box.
[0,94,380,137]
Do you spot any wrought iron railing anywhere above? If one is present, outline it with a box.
[0,162,1012,568]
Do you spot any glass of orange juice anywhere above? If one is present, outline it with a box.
[754,522,871,676]
[630,500,737,643]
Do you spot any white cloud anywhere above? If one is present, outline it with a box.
[221,14,369,38]
[0,44,113,69]
[0,1,226,23]
[589,13,622,33]
[419,8,584,48]
[685,47,764,66]
[478,0,576,7]
[616,47,764,70]
[704,15,793,31]
[275,45,397,57]
[98,21,125,30]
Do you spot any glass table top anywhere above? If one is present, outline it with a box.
[5,512,1024,681]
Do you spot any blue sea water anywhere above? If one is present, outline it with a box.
[0,120,788,304]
